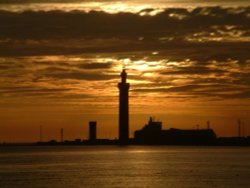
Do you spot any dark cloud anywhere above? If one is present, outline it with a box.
[0,7,249,58]
[34,64,117,80]
[0,6,249,101]
[132,83,250,100]
[0,7,249,40]
[78,62,113,69]
[231,72,250,85]
[0,85,95,101]
[0,61,24,70]
[161,65,226,75]
[46,70,117,80]
[222,90,250,99]
[0,85,70,97]
[132,85,200,93]
[41,66,68,72]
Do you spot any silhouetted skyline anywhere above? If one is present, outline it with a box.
[30,71,250,146]
[0,0,249,142]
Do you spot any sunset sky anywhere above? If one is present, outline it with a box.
[0,0,250,142]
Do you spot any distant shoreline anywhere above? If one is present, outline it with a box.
[1,137,250,147]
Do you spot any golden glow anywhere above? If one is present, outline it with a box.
[0,2,161,14]
[101,3,150,14]
[1,53,250,142]
[2,1,249,13]
[127,60,165,71]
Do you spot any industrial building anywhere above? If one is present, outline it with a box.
[134,117,217,145]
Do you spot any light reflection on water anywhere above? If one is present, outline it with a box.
[0,146,250,188]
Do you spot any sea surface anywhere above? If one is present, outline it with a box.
[0,146,250,188]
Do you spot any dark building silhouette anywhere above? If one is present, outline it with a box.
[118,69,130,144]
[134,117,217,145]
[89,121,97,142]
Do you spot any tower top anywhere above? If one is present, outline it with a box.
[121,69,127,83]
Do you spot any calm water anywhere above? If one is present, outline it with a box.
[0,146,250,188]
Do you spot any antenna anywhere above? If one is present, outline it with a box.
[60,128,64,142]
[238,119,241,137]
[242,121,245,137]
[207,120,210,129]
[40,125,43,142]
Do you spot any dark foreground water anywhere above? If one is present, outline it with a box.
[0,146,250,188]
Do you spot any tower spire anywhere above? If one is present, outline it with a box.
[121,69,127,83]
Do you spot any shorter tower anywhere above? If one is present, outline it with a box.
[89,121,97,142]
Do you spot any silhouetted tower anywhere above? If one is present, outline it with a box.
[60,128,64,142]
[118,69,130,144]
[89,121,97,141]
